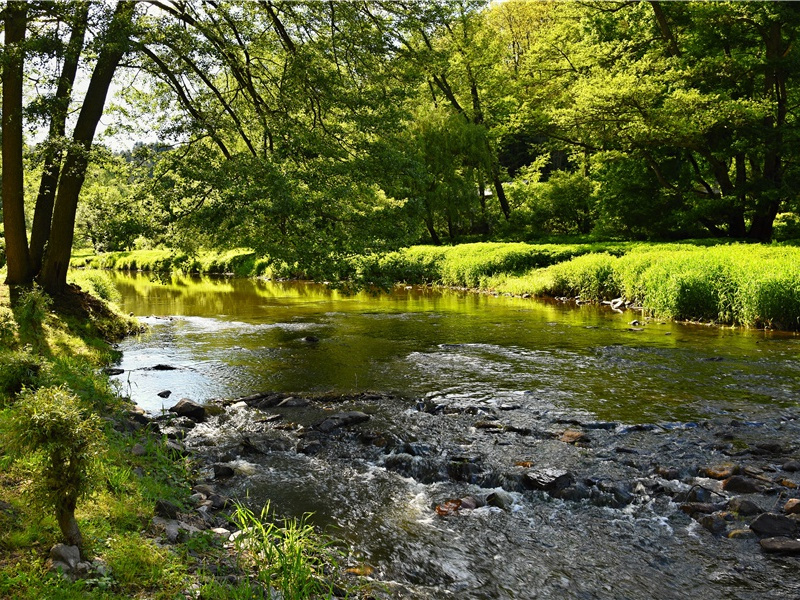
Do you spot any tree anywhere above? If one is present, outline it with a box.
[1,1,137,292]
[2,1,31,284]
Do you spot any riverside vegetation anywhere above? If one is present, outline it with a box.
[0,269,363,599]
[74,240,800,331]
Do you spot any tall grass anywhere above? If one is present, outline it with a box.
[229,502,343,600]
[490,243,800,329]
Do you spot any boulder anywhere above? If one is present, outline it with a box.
[760,537,800,554]
[722,475,762,494]
[50,544,80,569]
[157,390,172,398]
[704,464,739,480]
[784,499,800,515]
[155,499,180,520]
[316,411,371,433]
[131,443,147,457]
[750,513,799,538]
[523,468,575,492]
[168,399,206,422]
[728,497,763,516]
[213,464,235,479]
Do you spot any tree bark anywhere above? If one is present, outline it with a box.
[2,2,32,285]
[56,499,83,548]
[29,2,90,275]
[39,1,136,294]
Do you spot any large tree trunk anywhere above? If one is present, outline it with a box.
[39,1,136,294]
[29,2,90,275]
[2,2,32,285]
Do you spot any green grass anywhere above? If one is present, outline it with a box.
[228,503,345,600]
[489,243,800,329]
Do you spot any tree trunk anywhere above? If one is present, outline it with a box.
[29,2,90,275]
[39,1,136,294]
[2,2,32,285]
[56,499,83,548]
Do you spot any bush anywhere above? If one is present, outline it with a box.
[3,386,102,546]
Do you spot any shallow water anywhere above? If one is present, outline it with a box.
[106,271,800,599]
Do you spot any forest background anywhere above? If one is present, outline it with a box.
[3,0,800,294]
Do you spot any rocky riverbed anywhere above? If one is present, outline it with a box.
[106,388,800,598]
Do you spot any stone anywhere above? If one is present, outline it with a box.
[208,493,229,510]
[704,464,739,480]
[486,490,514,510]
[750,513,799,538]
[213,464,235,479]
[49,561,72,575]
[728,497,763,516]
[168,398,206,422]
[165,439,190,458]
[722,476,762,494]
[316,411,371,433]
[103,367,125,376]
[211,527,232,537]
[686,486,712,503]
[680,503,717,516]
[151,364,177,371]
[523,468,575,492]
[302,335,320,343]
[760,537,800,554]
[782,460,800,472]
[157,390,172,398]
[784,499,800,515]
[699,514,727,535]
[727,529,756,540]
[50,544,80,569]
[559,430,590,444]
[155,499,180,520]
[131,443,147,457]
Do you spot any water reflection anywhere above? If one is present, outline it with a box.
[107,271,799,422]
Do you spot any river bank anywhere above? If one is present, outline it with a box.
[0,280,358,599]
[73,240,800,331]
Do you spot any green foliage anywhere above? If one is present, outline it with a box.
[229,503,342,600]
[12,286,52,338]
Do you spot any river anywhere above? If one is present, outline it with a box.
[107,271,800,599]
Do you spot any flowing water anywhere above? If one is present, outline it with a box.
[106,271,800,599]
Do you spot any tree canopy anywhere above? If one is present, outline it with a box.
[2,0,799,289]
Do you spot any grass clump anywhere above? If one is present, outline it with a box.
[229,502,344,600]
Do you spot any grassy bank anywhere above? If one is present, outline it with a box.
[0,271,356,599]
[74,240,800,330]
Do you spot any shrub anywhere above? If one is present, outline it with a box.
[3,386,102,547]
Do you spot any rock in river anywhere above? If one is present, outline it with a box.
[760,537,800,554]
[523,468,575,492]
[168,399,206,422]
[749,513,798,538]
[316,411,370,433]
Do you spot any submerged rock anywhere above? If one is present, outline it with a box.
[316,411,370,433]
